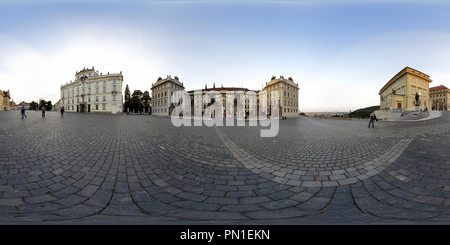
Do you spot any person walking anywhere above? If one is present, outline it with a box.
[41,106,46,117]
[373,113,377,127]
[368,112,374,128]
[21,107,27,119]
[60,107,64,115]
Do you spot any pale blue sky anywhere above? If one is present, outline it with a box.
[1,0,450,112]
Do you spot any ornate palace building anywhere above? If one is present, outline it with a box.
[379,67,432,111]
[430,85,450,111]
[60,67,124,114]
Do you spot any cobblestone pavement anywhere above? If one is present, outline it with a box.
[1,110,450,224]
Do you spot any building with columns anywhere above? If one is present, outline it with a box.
[153,75,299,119]
[60,67,124,114]
[187,84,260,119]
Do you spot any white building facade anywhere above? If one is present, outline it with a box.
[60,67,124,114]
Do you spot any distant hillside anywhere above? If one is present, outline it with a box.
[351,105,380,113]
[349,105,379,119]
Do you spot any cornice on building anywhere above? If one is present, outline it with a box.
[429,85,449,92]
[61,70,123,89]
[379,66,432,94]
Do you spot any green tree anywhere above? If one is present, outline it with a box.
[29,101,38,110]
[124,84,131,113]
[131,90,143,113]
[39,100,46,110]
[142,90,151,113]
[45,101,52,111]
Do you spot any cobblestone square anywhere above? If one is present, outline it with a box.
[1,111,450,224]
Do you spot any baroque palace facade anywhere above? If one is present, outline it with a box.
[60,67,124,114]
[152,75,300,118]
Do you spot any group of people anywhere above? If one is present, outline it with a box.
[368,112,377,128]
[20,106,63,119]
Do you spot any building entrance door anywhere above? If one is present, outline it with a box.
[397,103,402,109]
[88,104,91,112]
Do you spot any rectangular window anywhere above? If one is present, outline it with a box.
[103,96,106,101]
[96,87,99,93]
[103,87,106,93]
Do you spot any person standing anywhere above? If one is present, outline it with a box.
[41,106,46,117]
[368,112,374,128]
[21,107,27,119]
[60,107,64,115]
[373,113,377,127]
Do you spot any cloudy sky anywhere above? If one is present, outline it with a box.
[1,0,450,112]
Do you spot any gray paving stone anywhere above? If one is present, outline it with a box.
[2,111,450,224]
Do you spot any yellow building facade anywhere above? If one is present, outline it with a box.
[379,67,432,111]
[430,85,450,111]
[1,90,11,110]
